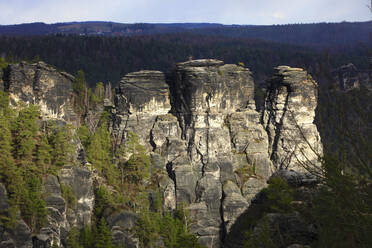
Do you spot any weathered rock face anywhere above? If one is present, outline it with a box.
[112,70,171,149]
[112,60,282,246]
[332,63,371,90]
[110,60,323,247]
[0,184,33,248]
[0,60,323,248]
[262,66,322,172]
[34,167,94,247]
[2,61,77,123]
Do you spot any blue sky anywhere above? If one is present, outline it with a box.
[0,0,371,25]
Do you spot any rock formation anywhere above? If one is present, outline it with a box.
[0,59,323,247]
[111,60,322,247]
[332,63,371,90]
[1,61,77,123]
[262,66,322,172]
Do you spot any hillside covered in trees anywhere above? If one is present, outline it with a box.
[0,33,370,88]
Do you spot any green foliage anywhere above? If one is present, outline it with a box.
[77,125,91,149]
[89,82,105,106]
[93,186,116,221]
[0,57,8,70]
[0,94,19,227]
[243,217,276,248]
[79,225,94,248]
[67,227,83,248]
[119,131,151,185]
[20,172,48,231]
[61,183,77,209]
[95,218,113,248]
[261,177,294,213]
[49,123,75,167]
[73,70,88,115]
[74,70,87,96]
[12,104,39,167]
[36,134,53,175]
[136,207,205,248]
[308,155,372,248]
[86,112,119,187]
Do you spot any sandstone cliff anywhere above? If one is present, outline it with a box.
[1,61,77,123]
[0,60,322,248]
[110,59,322,247]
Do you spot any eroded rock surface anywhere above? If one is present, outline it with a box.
[3,61,77,123]
[0,184,33,248]
[263,66,322,172]
[0,60,323,248]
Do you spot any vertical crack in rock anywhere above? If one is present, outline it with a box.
[263,66,323,172]
[0,60,325,248]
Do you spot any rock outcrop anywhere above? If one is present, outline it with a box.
[262,66,322,172]
[32,167,94,247]
[0,60,323,248]
[110,59,322,247]
[332,63,371,90]
[0,184,33,248]
[2,61,77,123]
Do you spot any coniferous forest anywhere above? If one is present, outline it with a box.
[0,19,371,248]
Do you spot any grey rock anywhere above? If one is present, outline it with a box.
[107,211,139,230]
[4,61,77,124]
[241,177,267,202]
[222,181,249,232]
[44,175,62,196]
[332,63,371,90]
[262,66,323,172]
[107,211,140,248]
[0,184,9,212]
[270,170,319,187]
[59,167,94,228]
[0,185,32,248]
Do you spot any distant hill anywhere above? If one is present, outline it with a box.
[0,21,370,49]
[0,21,225,36]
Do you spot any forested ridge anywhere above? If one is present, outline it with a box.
[0,33,370,87]
[0,19,371,248]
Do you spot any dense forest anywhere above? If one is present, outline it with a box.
[0,19,371,248]
[0,21,370,49]
[0,33,370,87]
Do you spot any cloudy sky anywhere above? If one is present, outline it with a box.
[0,0,370,25]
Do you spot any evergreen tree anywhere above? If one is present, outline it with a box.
[12,105,39,168]
[95,218,113,248]
[36,134,53,175]
[67,227,83,248]
[50,123,75,167]
[20,172,48,231]
[0,96,20,227]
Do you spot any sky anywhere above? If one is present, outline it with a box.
[0,0,371,25]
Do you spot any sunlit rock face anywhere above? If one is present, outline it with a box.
[0,60,323,248]
[112,70,171,149]
[112,59,277,247]
[3,61,77,123]
[262,66,323,172]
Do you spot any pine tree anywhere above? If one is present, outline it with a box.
[50,124,75,167]
[95,218,112,248]
[12,104,39,168]
[36,134,53,175]
[0,91,21,227]
[20,172,48,231]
